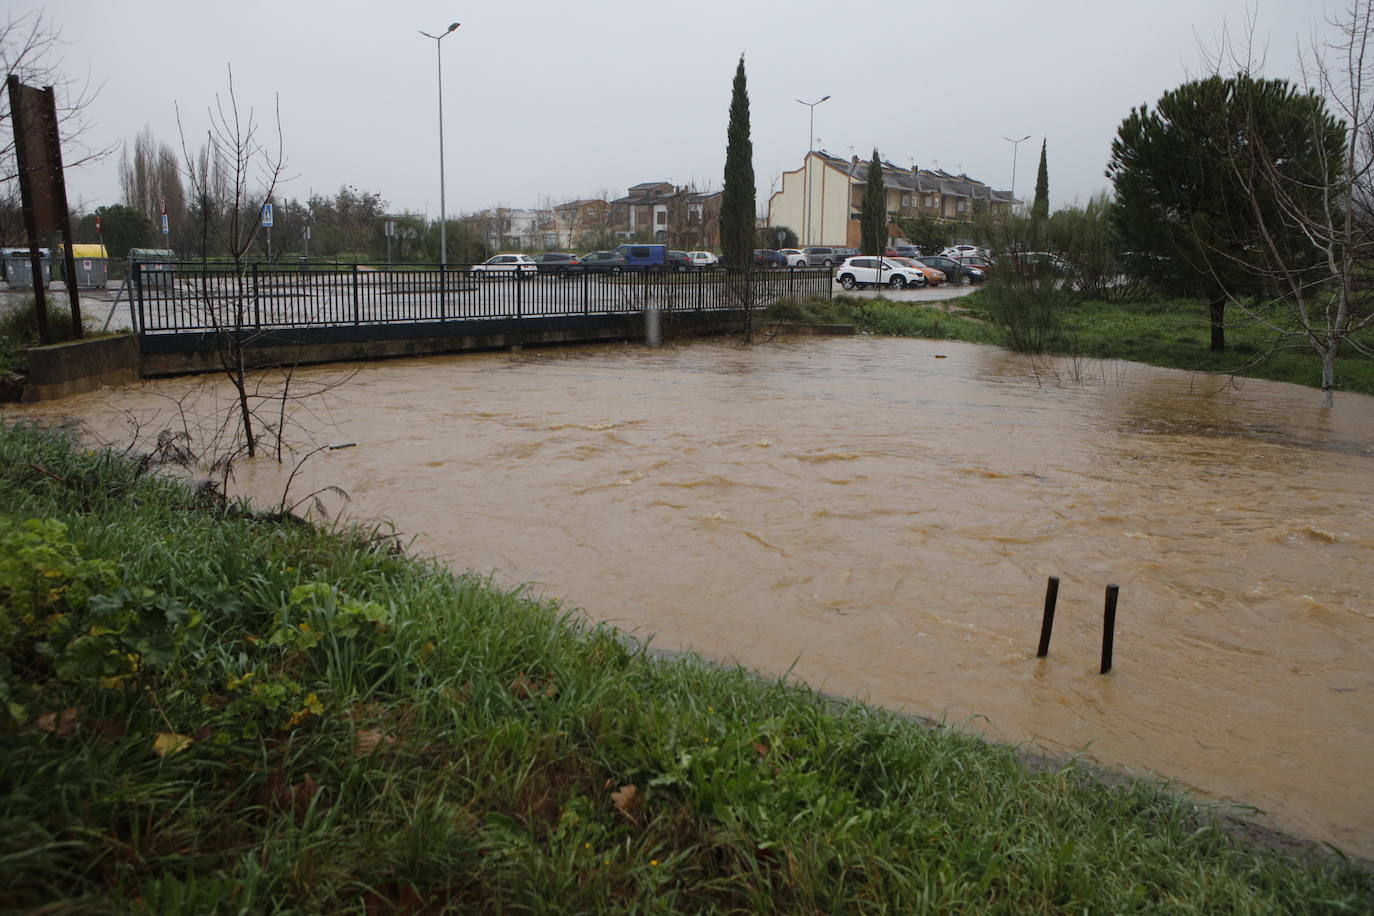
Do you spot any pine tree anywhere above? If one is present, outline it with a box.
[1108,75,1340,353]
[860,149,886,255]
[1031,139,1049,220]
[719,55,755,271]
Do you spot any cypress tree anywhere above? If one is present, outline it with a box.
[720,55,755,271]
[1032,139,1049,220]
[860,149,886,255]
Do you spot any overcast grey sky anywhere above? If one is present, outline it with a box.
[35,0,1342,219]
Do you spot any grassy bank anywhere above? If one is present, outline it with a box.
[1,420,1370,912]
[771,293,1374,397]
[769,295,992,345]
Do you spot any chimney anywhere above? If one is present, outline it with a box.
[851,154,860,167]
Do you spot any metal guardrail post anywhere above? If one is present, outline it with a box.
[516,269,523,319]
[352,264,361,325]
[133,263,144,333]
[252,263,261,328]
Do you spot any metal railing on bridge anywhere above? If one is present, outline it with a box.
[129,261,833,335]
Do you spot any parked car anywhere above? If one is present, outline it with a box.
[830,247,858,260]
[581,250,628,274]
[1009,251,1070,275]
[835,256,928,290]
[884,244,921,259]
[667,250,694,271]
[531,252,584,275]
[952,254,995,276]
[687,251,718,268]
[753,249,786,268]
[802,246,838,267]
[615,243,668,270]
[942,244,989,260]
[778,248,808,268]
[470,253,537,278]
[915,255,976,286]
[890,257,946,286]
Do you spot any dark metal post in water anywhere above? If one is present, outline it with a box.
[1036,576,1059,657]
[1100,584,1119,674]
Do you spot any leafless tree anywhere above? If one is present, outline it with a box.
[0,10,111,184]
[119,126,186,245]
[0,11,114,246]
[176,66,286,457]
[1205,3,1374,406]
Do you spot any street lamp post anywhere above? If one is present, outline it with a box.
[420,22,461,268]
[796,95,830,246]
[1003,135,1030,214]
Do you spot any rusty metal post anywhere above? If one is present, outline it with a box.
[1036,576,1059,658]
[1100,584,1119,674]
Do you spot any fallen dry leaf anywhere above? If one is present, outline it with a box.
[35,708,79,738]
[292,774,319,814]
[509,672,557,701]
[611,784,641,823]
[88,717,128,742]
[355,728,395,757]
[152,732,193,758]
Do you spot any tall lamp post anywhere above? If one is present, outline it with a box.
[420,22,461,267]
[796,95,829,246]
[1003,135,1030,214]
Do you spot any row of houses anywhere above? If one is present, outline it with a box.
[463,182,724,252]
[769,151,1020,247]
[461,149,1018,252]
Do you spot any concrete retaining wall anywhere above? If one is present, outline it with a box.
[138,311,749,377]
[22,334,140,402]
[12,311,778,400]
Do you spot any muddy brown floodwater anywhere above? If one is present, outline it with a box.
[9,336,1374,858]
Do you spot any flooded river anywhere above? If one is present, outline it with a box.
[8,336,1373,858]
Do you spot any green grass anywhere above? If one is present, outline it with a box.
[768,295,992,343]
[1,420,1370,912]
[0,299,83,374]
[1041,297,1374,396]
[772,292,1374,396]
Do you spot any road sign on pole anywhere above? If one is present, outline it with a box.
[261,203,274,228]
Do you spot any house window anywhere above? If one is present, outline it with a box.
[655,211,667,226]
[901,194,912,208]
[957,200,969,213]
[924,195,935,208]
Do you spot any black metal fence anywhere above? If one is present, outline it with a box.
[130,261,833,334]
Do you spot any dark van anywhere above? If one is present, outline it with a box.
[615,243,668,269]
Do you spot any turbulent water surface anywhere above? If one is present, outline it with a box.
[10,336,1374,857]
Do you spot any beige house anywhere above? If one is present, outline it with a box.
[609,181,722,248]
[768,151,1020,247]
[552,199,612,248]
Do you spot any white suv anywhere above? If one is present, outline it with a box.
[471,253,537,277]
[835,256,928,290]
[778,248,808,267]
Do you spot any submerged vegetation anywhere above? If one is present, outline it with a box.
[1,419,1370,911]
